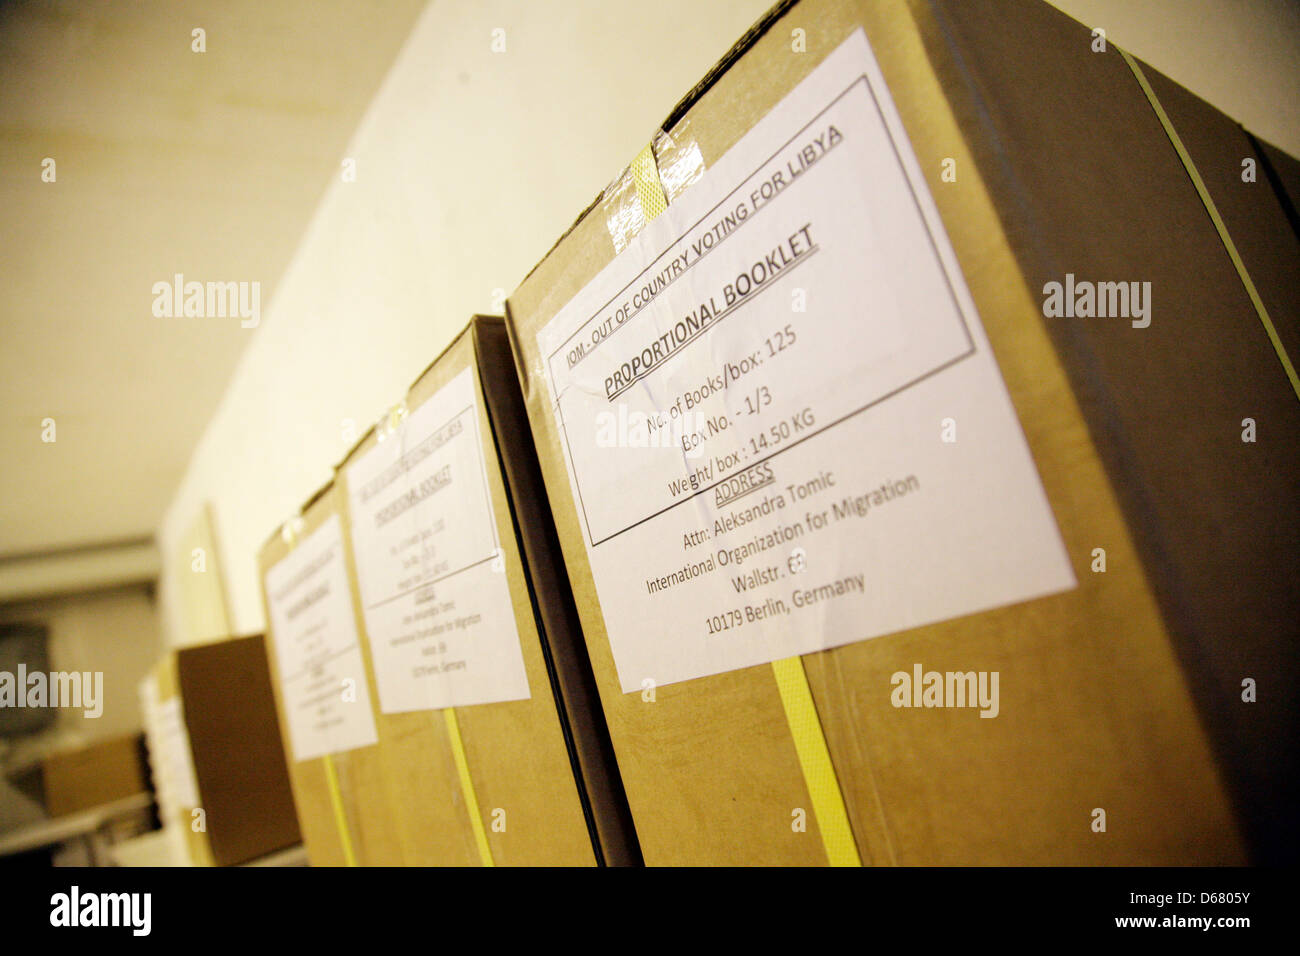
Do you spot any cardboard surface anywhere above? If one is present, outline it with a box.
[1254,136,1300,245]
[41,733,150,818]
[506,0,1256,864]
[149,636,301,866]
[918,0,1299,863]
[258,483,406,867]
[472,318,642,866]
[175,635,302,866]
[327,318,631,865]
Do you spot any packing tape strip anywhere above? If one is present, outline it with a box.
[374,400,490,865]
[632,143,668,222]
[376,401,409,443]
[321,752,358,867]
[771,657,862,866]
[444,707,495,866]
[1120,47,1300,403]
[632,137,860,865]
[285,517,359,866]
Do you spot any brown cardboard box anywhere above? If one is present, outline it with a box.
[1254,136,1300,240]
[146,635,301,866]
[506,0,1295,864]
[40,733,150,818]
[257,482,408,867]
[325,316,637,866]
[914,0,1300,865]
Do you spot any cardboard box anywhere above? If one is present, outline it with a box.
[506,0,1295,863]
[145,635,301,866]
[1254,135,1300,233]
[32,733,150,818]
[912,0,1300,866]
[258,482,408,867]
[323,316,637,866]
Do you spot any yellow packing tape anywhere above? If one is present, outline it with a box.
[632,143,668,223]
[321,752,358,867]
[444,707,495,866]
[287,520,360,867]
[634,139,860,866]
[771,657,862,866]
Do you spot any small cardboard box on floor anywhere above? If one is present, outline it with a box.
[7,734,151,818]
[258,482,405,866]
[42,734,150,818]
[317,316,636,866]
[144,635,301,866]
[506,0,1297,864]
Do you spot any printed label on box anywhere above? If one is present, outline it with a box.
[264,514,379,760]
[536,28,1076,692]
[155,696,200,809]
[346,368,529,712]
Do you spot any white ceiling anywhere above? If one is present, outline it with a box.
[0,0,426,559]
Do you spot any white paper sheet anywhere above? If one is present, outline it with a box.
[345,368,529,712]
[264,514,379,760]
[154,696,200,809]
[536,29,1076,692]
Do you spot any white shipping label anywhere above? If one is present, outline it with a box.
[264,514,379,761]
[155,696,200,809]
[537,29,1077,693]
[346,368,529,712]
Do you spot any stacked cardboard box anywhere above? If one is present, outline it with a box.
[258,482,405,866]
[915,0,1299,866]
[505,0,1297,864]
[262,317,637,866]
[144,635,301,866]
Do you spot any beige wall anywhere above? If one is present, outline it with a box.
[156,0,1300,648]
[0,584,163,829]
[157,0,780,646]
